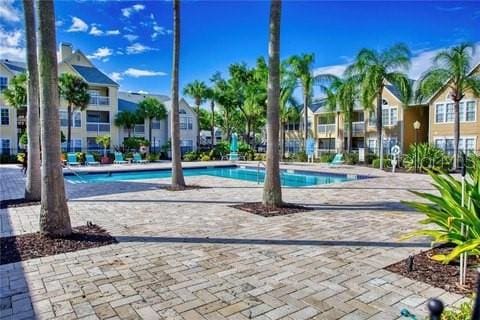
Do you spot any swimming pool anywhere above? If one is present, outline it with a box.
[65,166,364,187]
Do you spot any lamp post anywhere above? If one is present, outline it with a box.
[413,121,421,173]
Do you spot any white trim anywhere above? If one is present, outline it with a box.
[433,100,477,124]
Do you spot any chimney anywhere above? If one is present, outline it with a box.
[60,42,73,61]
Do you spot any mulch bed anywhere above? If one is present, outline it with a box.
[0,198,40,209]
[0,224,117,265]
[385,246,479,295]
[230,202,313,217]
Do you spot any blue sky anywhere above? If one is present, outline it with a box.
[1,0,480,105]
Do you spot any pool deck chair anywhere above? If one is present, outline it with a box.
[133,153,148,164]
[114,152,128,164]
[85,154,100,166]
[329,153,344,166]
[67,153,80,166]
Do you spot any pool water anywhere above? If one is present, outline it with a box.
[65,166,361,187]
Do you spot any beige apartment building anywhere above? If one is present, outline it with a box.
[0,43,198,156]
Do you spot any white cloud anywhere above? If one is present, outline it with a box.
[152,24,172,39]
[86,47,113,61]
[0,28,24,61]
[0,0,21,22]
[106,30,120,35]
[123,68,166,77]
[123,34,138,42]
[138,90,149,94]
[121,4,145,18]
[126,43,156,55]
[313,64,348,77]
[89,26,103,36]
[56,20,64,27]
[67,16,89,32]
[109,72,123,82]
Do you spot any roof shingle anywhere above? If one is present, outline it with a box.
[71,64,117,86]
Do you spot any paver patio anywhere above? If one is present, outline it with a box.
[0,162,465,320]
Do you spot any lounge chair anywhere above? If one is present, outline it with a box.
[67,153,80,166]
[132,152,148,164]
[114,152,128,164]
[329,153,344,166]
[85,154,100,166]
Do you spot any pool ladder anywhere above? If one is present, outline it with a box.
[257,161,285,185]
[65,165,87,182]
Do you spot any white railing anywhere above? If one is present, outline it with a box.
[86,122,110,133]
[89,96,110,106]
[345,121,364,134]
[317,124,336,135]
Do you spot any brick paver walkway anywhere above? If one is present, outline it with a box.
[0,162,465,320]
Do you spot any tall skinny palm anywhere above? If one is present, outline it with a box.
[347,43,411,169]
[416,43,480,170]
[170,0,186,189]
[58,73,90,152]
[183,80,209,148]
[287,53,315,150]
[37,0,71,236]
[114,111,138,138]
[138,97,167,150]
[23,0,41,201]
[263,0,282,207]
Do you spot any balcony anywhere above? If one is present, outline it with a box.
[317,124,336,135]
[89,95,110,106]
[345,122,365,135]
[133,125,145,136]
[87,122,110,133]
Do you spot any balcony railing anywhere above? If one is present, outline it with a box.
[134,125,145,135]
[317,124,336,135]
[345,121,364,134]
[89,95,110,106]
[86,122,110,133]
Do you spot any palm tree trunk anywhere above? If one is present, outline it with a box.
[282,122,286,159]
[376,89,383,169]
[196,104,201,148]
[37,0,71,236]
[263,0,282,207]
[348,115,353,153]
[210,100,215,147]
[453,99,460,170]
[23,0,41,201]
[303,93,308,150]
[67,104,72,152]
[170,0,186,189]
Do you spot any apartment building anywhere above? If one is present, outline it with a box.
[0,43,198,155]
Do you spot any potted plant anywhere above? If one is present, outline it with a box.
[96,135,111,164]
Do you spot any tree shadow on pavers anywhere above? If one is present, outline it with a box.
[114,235,430,248]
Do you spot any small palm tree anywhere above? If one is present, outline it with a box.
[171,0,186,189]
[279,68,300,158]
[2,73,27,108]
[183,80,209,148]
[59,73,90,152]
[347,43,412,169]
[137,97,167,150]
[95,135,110,158]
[114,110,138,138]
[286,53,315,150]
[205,86,217,147]
[416,43,480,170]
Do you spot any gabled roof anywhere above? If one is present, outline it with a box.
[71,64,118,86]
[118,98,139,112]
[1,60,26,74]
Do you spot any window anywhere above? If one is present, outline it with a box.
[59,110,81,128]
[0,77,7,91]
[180,139,193,154]
[383,136,398,154]
[1,139,10,155]
[179,109,187,114]
[151,120,161,129]
[382,106,398,126]
[435,101,477,123]
[367,139,376,153]
[61,139,82,152]
[180,116,193,130]
[1,108,9,125]
[368,112,376,127]
[285,140,300,153]
[434,137,476,155]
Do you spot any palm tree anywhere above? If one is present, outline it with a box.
[114,110,138,138]
[263,0,282,207]
[58,73,90,152]
[416,43,480,170]
[37,0,71,236]
[347,43,411,169]
[279,67,300,158]
[138,97,167,150]
[287,53,315,150]
[206,86,217,147]
[170,0,186,189]
[2,74,27,108]
[183,80,209,148]
[23,0,41,201]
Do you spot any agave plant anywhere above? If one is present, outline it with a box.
[402,143,452,172]
[402,156,480,263]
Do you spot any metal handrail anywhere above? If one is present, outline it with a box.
[257,161,265,184]
[64,165,86,181]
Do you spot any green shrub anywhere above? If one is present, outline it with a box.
[239,142,255,160]
[75,152,85,164]
[365,153,377,165]
[402,157,480,263]
[91,152,101,161]
[372,158,391,168]
[123,137,149,151]
[344,152,359,165]
[319,153,335,163]
[17,152,26,163]
[148,153,159,161]
[293,151,307,162]
[183,151,199,161]
[403,143,452,172]
[436,297,474,320]
[0,154,18,164]
[254,153,266,161]
[200,153,210,161]
[19,132,28,146]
